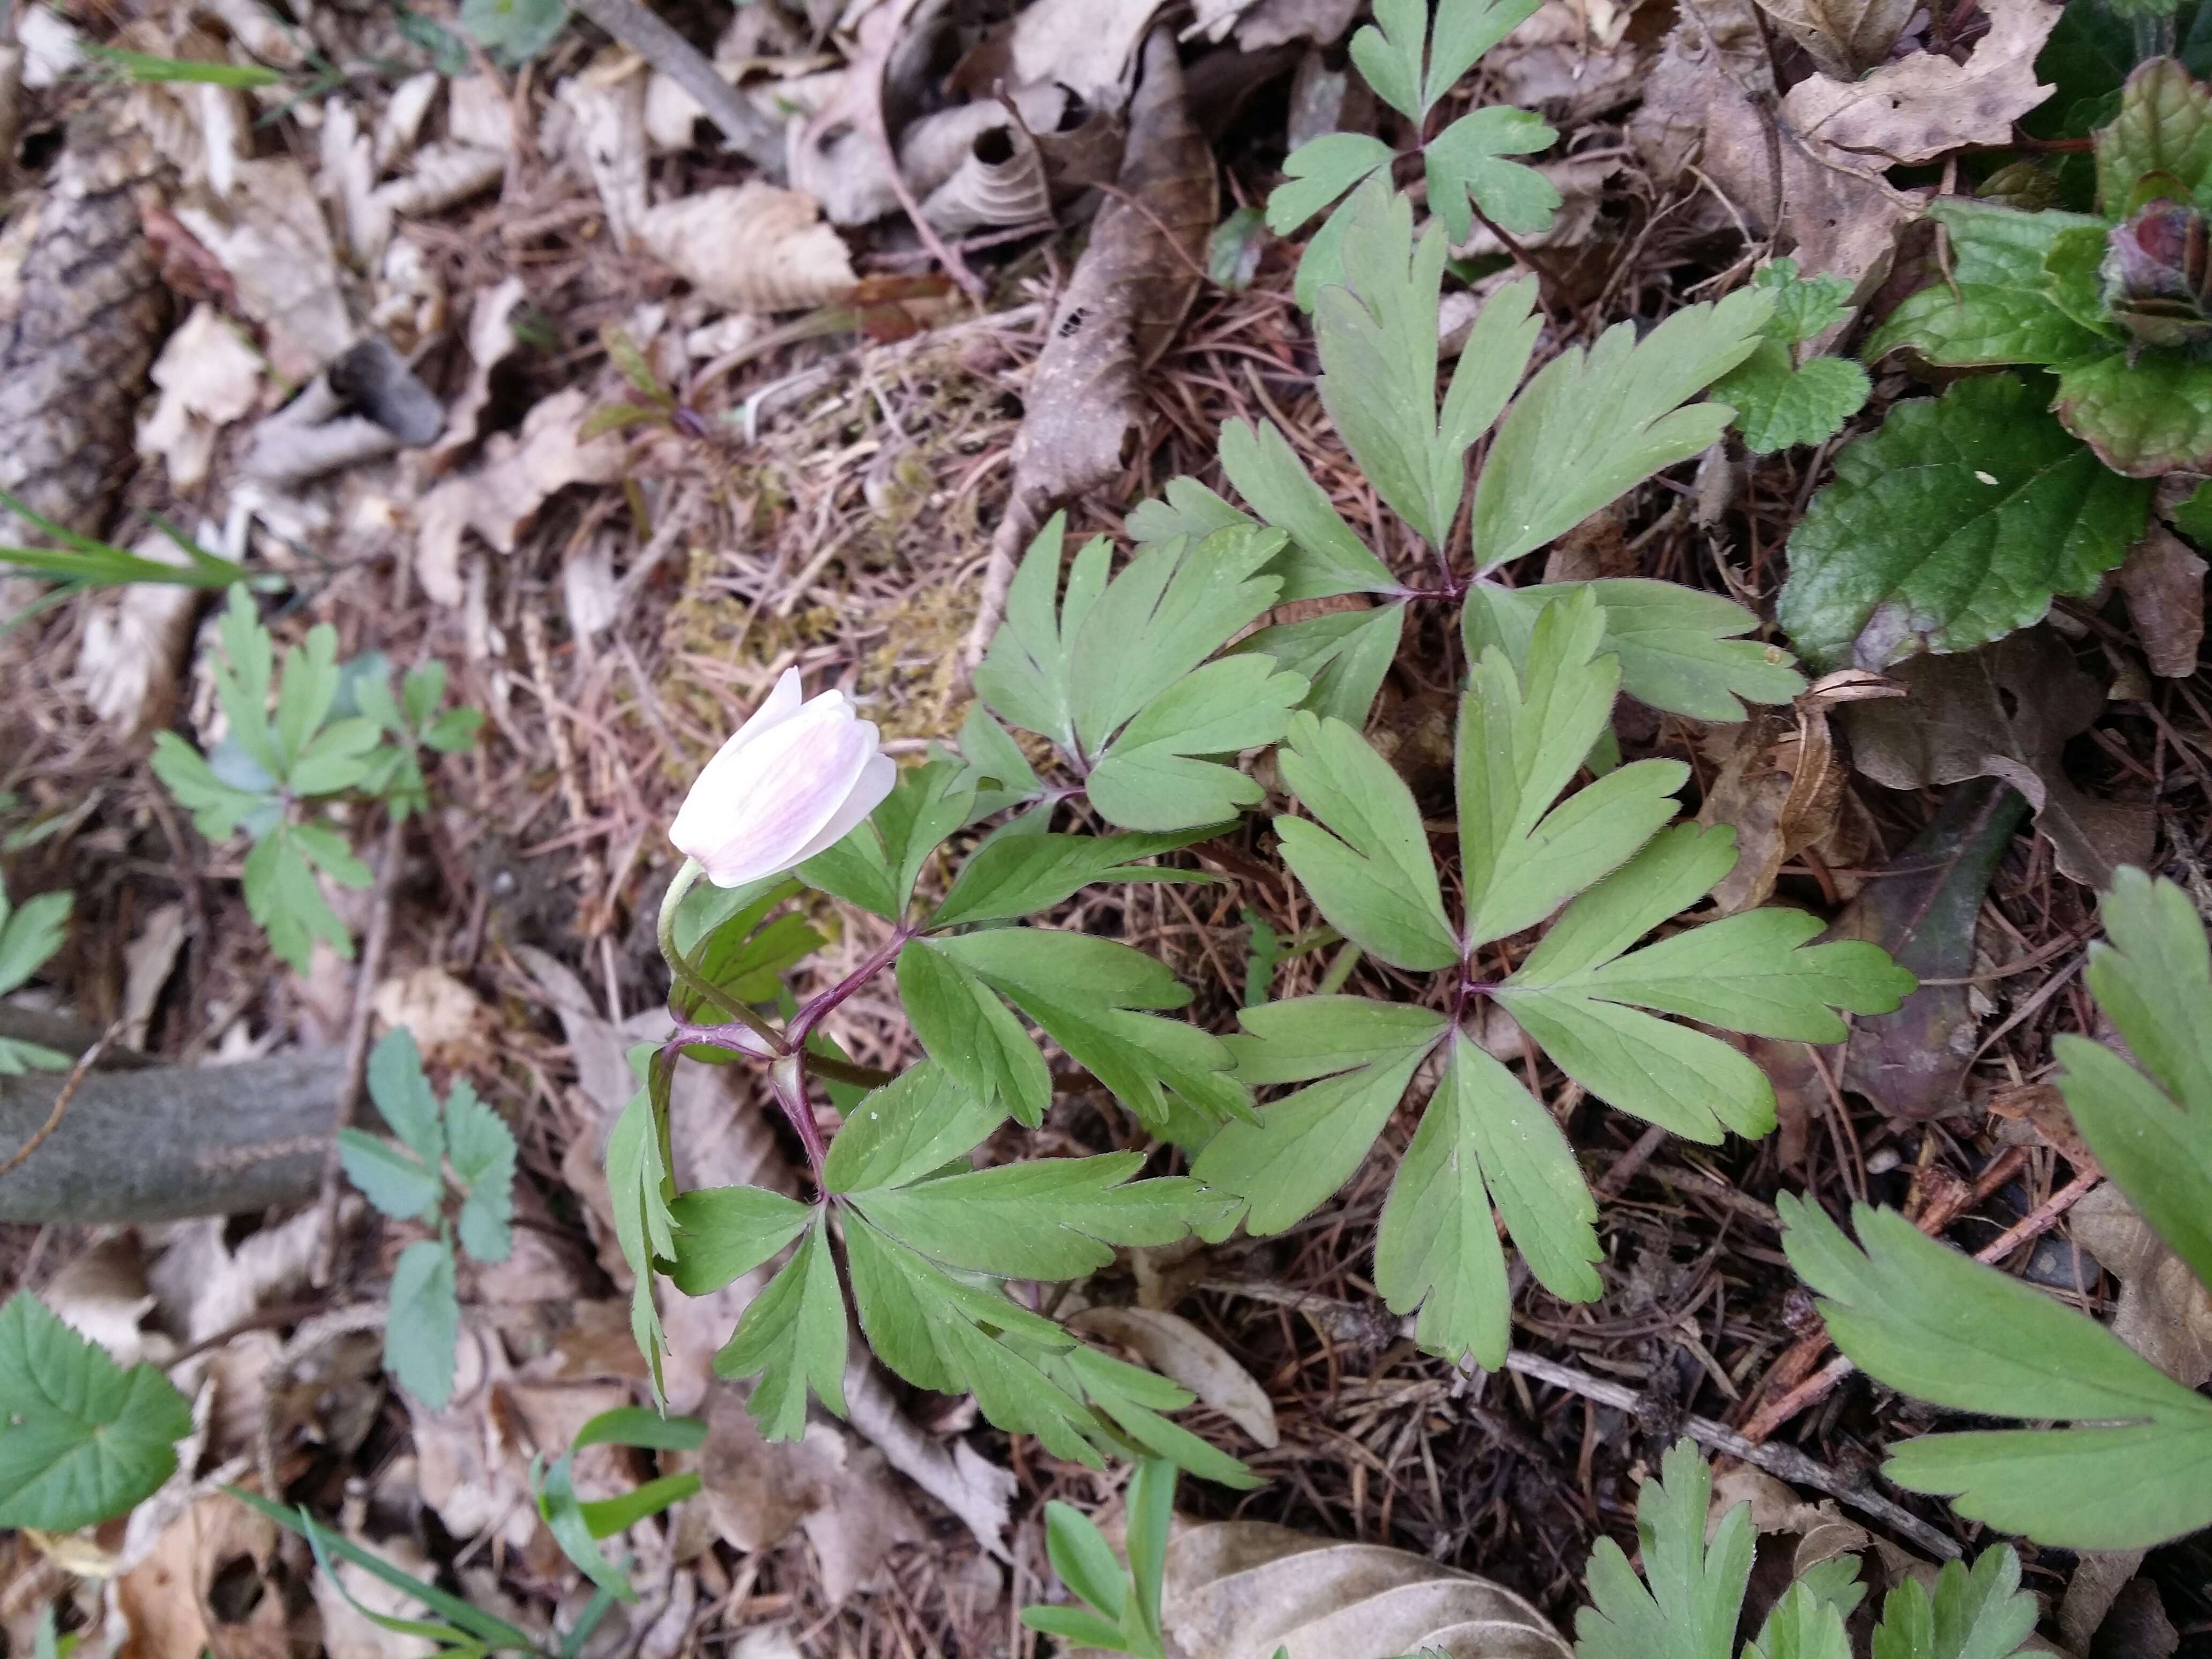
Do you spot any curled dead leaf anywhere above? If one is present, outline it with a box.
[638,183,857,314]
[2117,524,2206,679]
[173,158,349,385]
[918,118,1051,235]
[1752,0,1915,78]
[1840,629,2155,888]
[1779,0,2062,166]
[1142,1522,1571,1658]
[1695,697,1846,914]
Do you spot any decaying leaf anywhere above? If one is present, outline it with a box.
[1696,705,1843,915]
[1630,0,1929,294]
[174,158,349,384]
[1068,1306,1279,1448]
[1752,0,1915,78]
[1835,779,2027,1120]
[638,184,857,315]
[114,1496,286,1659]
[415,388,627,606]
[557,58,652,251]
[2117,525,2207,679]
[961,27,1214,664]
[1779,0,2061,167]
[136,302,263,491]
[310,1531,445,1659]
[1485,0,1653,122]
[918,119,1051,235]
[431,277,529,464]
[373,967,492,1067]
[1187,0,1360,48]
[76,531,200,736]
[1150,1521,1572,1657]
[2071,1184,2212,1391]
[1841,629,2156,887]
[953,0,1167,107]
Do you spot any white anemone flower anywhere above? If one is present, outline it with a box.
[670,668,895,888]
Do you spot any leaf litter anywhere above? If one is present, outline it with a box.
[4,0,2211,1649]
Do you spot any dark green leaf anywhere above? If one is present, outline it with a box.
[1780,373,2151,671]
[0,1292,193,1530]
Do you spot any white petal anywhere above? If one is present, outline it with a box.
[671,700,877,885]
[791,748,897,864]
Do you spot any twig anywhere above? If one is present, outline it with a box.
[312,813,406,1286]
[1501,1350,1963,1561]
[565,0,784,175]
[0,1017,124,1177]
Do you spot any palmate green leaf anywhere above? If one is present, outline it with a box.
[1266,132,1395,238]
[1463,579,1804,722]
[1424,106,1560,243]
[801,754,975,918]
[1089,655,1309,831]
[1193,998,1447,1232]
[1126,474,1258,548]
[2059,869,2212,1286]
[150,731,270,841]
[821,1060,1007,1193]
[1232,603,1408,729]
[848,1154,1235,1280]
[1424,0,1544,111]
[975,514,1103,750]
[1217,420,1395,600]
[1780,1195,2212,1549]
[1056,1346,1257,1488]
[1315,188,1542,549]
[931,828,1209,929]
[1869,1549,2036,1659]
[1779,373,2153,670]
[1274,712,1458,971]
[1376,1030,1598,1369]
[932,929,1247,1129]
[213,585,279,776]
[0,884,69,998]
[1470,287,1771,571]
[244,820,371,974]
[897,940,1053,1126]
[1744,1583,1851,1659]
[386,1238,461,1408]
[666,1185,813,1295]
[1573,1439,1752,1659]
[1067,525,1288,761]
[1042,1500,1129,1624]
[714,1217,847,1441]
[1349,0,1429,119]
[0,1292,194,1530]
[1456,592,1687,948]
[957,705,1041,816]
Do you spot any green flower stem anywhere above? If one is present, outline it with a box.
[656,857,788,1056]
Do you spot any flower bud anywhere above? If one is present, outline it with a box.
[670,668,896,887]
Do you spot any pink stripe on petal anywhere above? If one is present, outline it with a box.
[791,748,896,864]
[675,704,877,884]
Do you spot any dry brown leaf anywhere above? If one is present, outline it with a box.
[1695,700,1845,914]
[1841,629,2155,888]
[41,1236,163,1366]
[1230,0,1362,49]
[638,183,857,315]
[77,533,200,736]
[137,302,261,490]
[431,277,528,463]
[1630,0,1928,294]
[1779,0,2062,166]
[1752,0,1915,78]
[1147,1522,1572,1658]
[114,1497,285,1659]
[557,59,652,251]
[1486,0,1651,119]
[2117,524,2207,679]
[1068,1306,1278,1448]
[1987,1081,2101,1172]
[415,388,627,606]
[918,119,1051,234]
[311,1531,445,1659]
[1834,778,2024,1120]
[962,27,1214,666]
[370,143,507,223]
[788,0,931,227]
[372,966,492,1066]
[119,901,188,1049]
[896,84,1071,196]
[956,0,1167,107]
[2071,1184,2212,1389]
[173,159,348,384]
